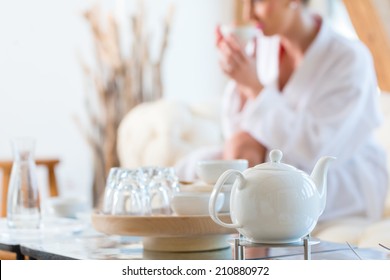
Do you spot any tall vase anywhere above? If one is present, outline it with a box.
[7,138,41,229]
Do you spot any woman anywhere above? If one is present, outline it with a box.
[177,0,388,222]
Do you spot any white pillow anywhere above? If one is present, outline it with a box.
[117,99,222,168]
[358,219,390,251]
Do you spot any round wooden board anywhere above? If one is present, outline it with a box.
[142,235,231,252]
[91,212,237,237]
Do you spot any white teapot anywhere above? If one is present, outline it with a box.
[209,149,335,244]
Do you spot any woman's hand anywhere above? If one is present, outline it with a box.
[216,26,263,100]
[223,131,267,167]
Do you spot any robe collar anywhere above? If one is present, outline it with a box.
[281,18,332,108]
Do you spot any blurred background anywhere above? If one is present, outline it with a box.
[0,0,387,209]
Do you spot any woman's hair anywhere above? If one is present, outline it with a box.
[302,0,310,4]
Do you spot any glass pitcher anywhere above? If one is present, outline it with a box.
[7,137,41,229]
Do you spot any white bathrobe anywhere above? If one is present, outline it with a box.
[221,22,388,222]
[175,21,388,222]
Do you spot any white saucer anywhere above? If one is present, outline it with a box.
[180,181,233,192]
[179,181,213,192]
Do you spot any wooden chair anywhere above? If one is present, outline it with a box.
[0,158,60,217]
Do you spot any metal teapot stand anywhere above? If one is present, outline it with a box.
[233,234,318,260]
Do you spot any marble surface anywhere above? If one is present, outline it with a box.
[0,216,389,260]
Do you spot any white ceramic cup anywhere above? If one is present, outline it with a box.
[196,159,248,184]
[46,197,86,218]
[220,25,259,46]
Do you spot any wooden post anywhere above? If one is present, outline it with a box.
[342,0,390,92]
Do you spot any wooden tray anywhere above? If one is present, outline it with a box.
[91,212,236,237]
[91,212,237,252]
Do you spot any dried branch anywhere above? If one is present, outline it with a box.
[77,3,174,207]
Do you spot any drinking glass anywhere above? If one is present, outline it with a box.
[111,169,143,215]
[143,167,179,215]
[102,167,122,214]
[103,166,180,216]
[137,167,156,215]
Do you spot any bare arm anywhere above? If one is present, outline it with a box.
[223,131,267,167]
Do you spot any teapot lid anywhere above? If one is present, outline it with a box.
[253,149,298,172]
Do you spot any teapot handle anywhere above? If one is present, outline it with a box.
[209,169,244,229]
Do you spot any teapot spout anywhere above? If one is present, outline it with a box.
[310,156,336,215]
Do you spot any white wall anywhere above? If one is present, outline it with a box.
[0,0,234,205]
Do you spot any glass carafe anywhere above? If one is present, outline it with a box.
[7,138,41,229]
